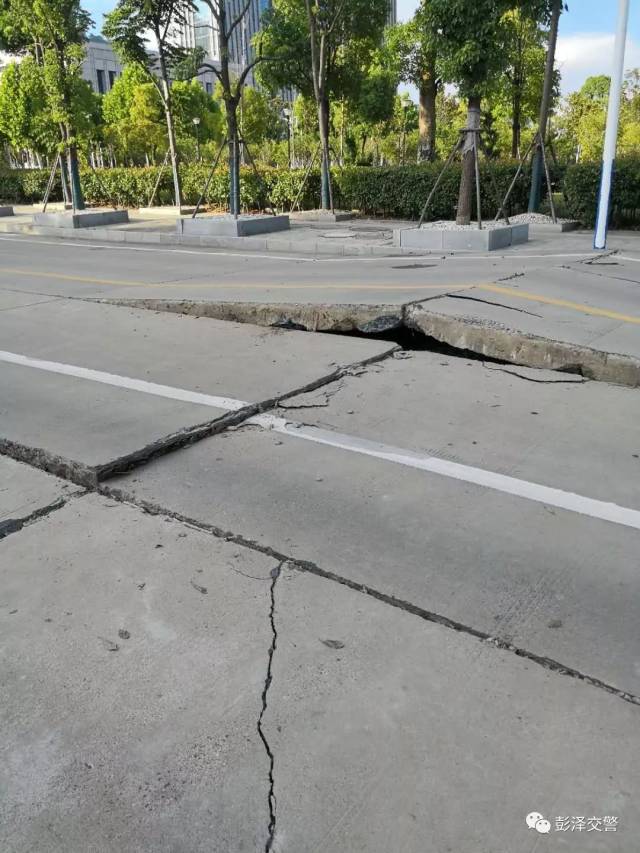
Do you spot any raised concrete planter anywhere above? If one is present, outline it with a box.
[0,206,14,217]
[139,206,196,217]
[290,209,354,223]
[177,214,290,238]
[395,223,529,251]
[528,220,580,234]
[32,209,129,229]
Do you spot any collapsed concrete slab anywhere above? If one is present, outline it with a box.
[395,223,529,251]
[177,213,290,238]
[32,209,129,229]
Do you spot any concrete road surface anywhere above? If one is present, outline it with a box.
[1,236,639,852]
[0,230,639,382]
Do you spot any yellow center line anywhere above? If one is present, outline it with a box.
[476,283,640,326]
[1,265,639,325]
[0,267,469,292]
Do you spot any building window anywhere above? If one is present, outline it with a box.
[108,70,116,89]
[96,69,106,94]
[206,81,213,95]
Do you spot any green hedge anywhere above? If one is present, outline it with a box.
[564,159,640,228]
[1,159,638,226]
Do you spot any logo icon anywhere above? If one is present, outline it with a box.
[526,813,551,834]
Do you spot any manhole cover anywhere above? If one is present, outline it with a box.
[322,230,356,238]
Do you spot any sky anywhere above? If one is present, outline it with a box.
[85,0,640,95]
[396,0,640,93]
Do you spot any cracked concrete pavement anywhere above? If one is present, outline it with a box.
[1,231,640,852]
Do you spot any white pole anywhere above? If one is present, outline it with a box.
[594,0,630,249]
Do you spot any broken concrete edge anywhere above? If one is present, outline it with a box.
[0,344,399,489]
[405,306,640,388]
[100,298,404,334]
[4,223,427,257]
[0,438,98,488]
[0,495,69,540]
[99,297,640,387]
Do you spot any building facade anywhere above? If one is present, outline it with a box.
[81,36,124,95]
[180,0,270,90]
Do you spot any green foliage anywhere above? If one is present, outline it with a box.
[486,8,552,156]
[0,0,93,150]
[554,71,640,162]
[102,65,163,161]
[103,0,194,76]
[423,0,513,99]
[0,59,55,154]
[233,87,284,146]
[258,0,389,103]
[172,79,223,143]
[0,159,564,219]
[564,159,640,228]
[3,158,637,228]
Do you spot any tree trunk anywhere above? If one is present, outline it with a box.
[66,141,85,211]
[511,86,522,159]
[456,96,481,226]
[529,0,562,212]
[227,103,241,217]
[418,64,437,162]
[158,49,182,209]
[162,94,182,208]
[317,94,332,211]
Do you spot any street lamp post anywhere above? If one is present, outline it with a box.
[594,0,630,250]
[192,116,201,162]
[283,107,292,169]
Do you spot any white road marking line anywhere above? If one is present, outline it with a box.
[249,414,640,532]
[2,347,638,531]
[0,349,248,412]
[617,255,640,264]
[0,235,315,264]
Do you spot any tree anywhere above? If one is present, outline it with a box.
[196,0,270,215]
[0,58,58,161]
[236,87,284,148]
[102,64,166,163]
[496,7,550,158]
[0,0,93,208]
[171,79,223,152]
[259,0,389,210]
[104,0,195,207]
[554,73,640,162]
[347,64,397,163]
[424,0,514,224]
[387,5,440,162]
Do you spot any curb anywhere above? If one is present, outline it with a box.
[0,222,426,258]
